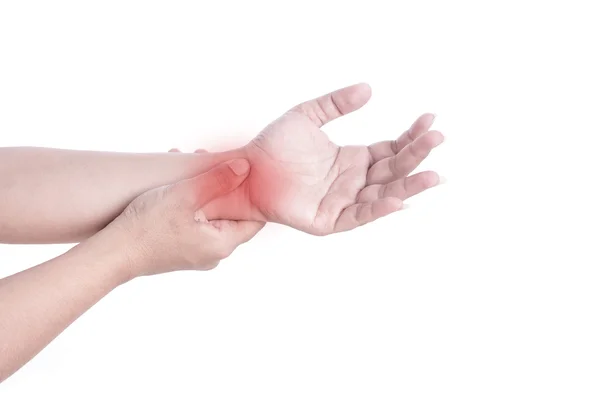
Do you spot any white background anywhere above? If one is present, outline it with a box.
[1,0,599,399]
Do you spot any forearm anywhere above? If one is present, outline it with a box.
[0,226,133,383]
[0,146,245,243]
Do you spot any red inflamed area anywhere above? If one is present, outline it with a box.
[245,154,292,220]
[199,150,294,223]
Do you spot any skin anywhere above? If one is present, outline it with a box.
[0,148,236,243]
[0,83,444,243]
[0,160,264,383]
[202,83,444,234]
[0,83,445,382]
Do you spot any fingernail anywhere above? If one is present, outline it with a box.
[438,176,447,185]
[194,209,207,222]
[401,203,410,210]
[227,159,250,176]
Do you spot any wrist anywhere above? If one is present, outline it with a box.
[70,223,140,287]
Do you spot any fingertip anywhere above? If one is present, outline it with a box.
[428,113,437,127]
[355,82,372,97]
[421,112,436,121]
[190,159,250,206]
[412,113,436,134]
[248,221,266,237]
[226,220,266,243]
[226,158,250,176]
[242,220,266,234]
[426,130,445,146]
[343,82,372,109]
[252,220,267,228]
[421,170,441,188]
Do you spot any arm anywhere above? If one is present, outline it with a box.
[0,160,263,383]
[1,83,445,242]
[0,226,130,382]
[0,147,243,244]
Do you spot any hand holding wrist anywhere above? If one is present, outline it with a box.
[102,158,264,279]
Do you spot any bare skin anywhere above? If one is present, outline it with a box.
[0,83,443,243]
[0,160,264,383]
[0,83,445,383]
[0,148,235,243]
[203,83,444,234]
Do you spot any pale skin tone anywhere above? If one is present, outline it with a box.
[0,83,445,382]
[0,160,264,382]
[228,83,444,234]
[0,83,444,243]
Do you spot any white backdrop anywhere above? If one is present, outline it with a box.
[1,1,599,399]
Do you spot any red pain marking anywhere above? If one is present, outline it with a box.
[200,154,291,223]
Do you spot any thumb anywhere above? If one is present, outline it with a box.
[177,159,250,208]
[211,220,266,246]
[292,82,372,128]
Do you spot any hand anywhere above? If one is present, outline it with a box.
[108,159,264,279]
[202,83,444,235]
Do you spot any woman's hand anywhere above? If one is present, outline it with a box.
[0,158,263,382]
[180,83,445,235]
[108,158,264,279]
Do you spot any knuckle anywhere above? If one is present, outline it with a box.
[378,184,388,199]
[297,98,334,127]
[204,260,220,270]
[355,203,368,223]
[391,137,400,154]
[214,243,234,259]
[122,202,141,220]
[408,142,420,158]
[306,104,326,126]
[413,138,433,159]
[123,190,156,220]
[169,182,193,205]
[314,98,330,125]
[391,155,404,175]
[403,178,410,195]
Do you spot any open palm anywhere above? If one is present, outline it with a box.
[241,83,444,235]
